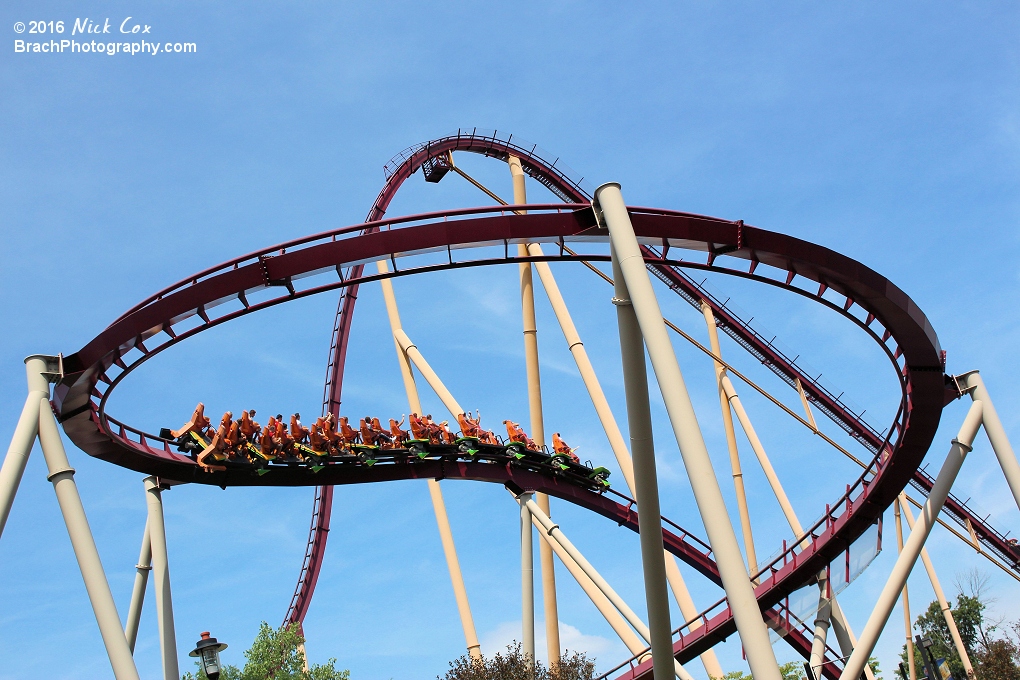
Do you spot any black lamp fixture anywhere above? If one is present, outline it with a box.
[190,631,229,680]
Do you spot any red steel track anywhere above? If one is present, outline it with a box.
[284,132,1015,675]
[53,181,948,679]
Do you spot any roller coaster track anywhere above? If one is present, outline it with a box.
[50,199,942,673]
[50,130,1005,676]
[284,131,1016,672]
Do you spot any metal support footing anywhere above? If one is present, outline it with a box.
[839,401,984,680]
[597,182,781,680]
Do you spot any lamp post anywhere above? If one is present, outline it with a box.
[916,635,938,680]
[190,631,228,680]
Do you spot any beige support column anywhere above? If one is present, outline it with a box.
[520,491,536,665]
[663,561,724,678]
[718,375,872,680]
[702,303,758,578]
[898,494,976,679]
[614,246,676,680]
[959,371,1020,513]
[526,241,723,676]
[531,514,648,660]
[839,401,984,680]
[509,155,562,666]
[597,182,781,680]
[795,378,819,432]
[526,496,695,680]
[143,476,179,680]
[124,519,151,653]
[449,161,719,672]
[376,262,481,659]
[526,242,637,493]
[36,394,141,680]
[895,500,917,680]
[809,574,832,680]
[393,329,464,416]
[720,375,803,541]
[0,357,47,538]
[448,157,719,672]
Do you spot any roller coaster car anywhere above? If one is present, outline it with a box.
[350,444,378,466]
[405,438,430,458]
[455,436,480,455]
[587,466,611,489]
[421,152,452,183]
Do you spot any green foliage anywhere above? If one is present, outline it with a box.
[439,642,595,680]
[900,596,983,680]
[897,573,1020,680]
[868,656,883,680]
[714,660,805,680]
[182,622,349,680]
[781,661,808,680]
[720,672,751,680]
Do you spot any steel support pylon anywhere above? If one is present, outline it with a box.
[597,183,782,680]
[376,262,482,659]
[839,401,984,680]
[613,245,675,680]
[4,356,142,680]
[509,154,561,667]
[144,476,179,680]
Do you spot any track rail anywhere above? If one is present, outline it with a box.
[285,131,1013,642]
[52,195,945,675]
[333,134,1020,584]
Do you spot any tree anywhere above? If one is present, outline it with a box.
[900,596,983,680]
[716,660,807,680]
[898,571,1020,680]
[439,642,595,680]
[974,637,1020,680]
[182,622,349,680]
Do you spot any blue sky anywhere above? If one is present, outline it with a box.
[2,2,1019,679]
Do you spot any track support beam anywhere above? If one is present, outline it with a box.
[144,476,179,680]
[839,401,984,680]
[520,490,536,667]
[597,182,782,680]
[702,303,758,578]
[376,262,482,659]
[0,359,48,538]
[509,154,561,667]
[124,518,151,653]
[527,240,723,678]
[958,371,1020,514]
[30,356,141,680]
[522,493,694,680]
[898,494,976,679]
[613,245,675,680]
[894,499,917,680]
